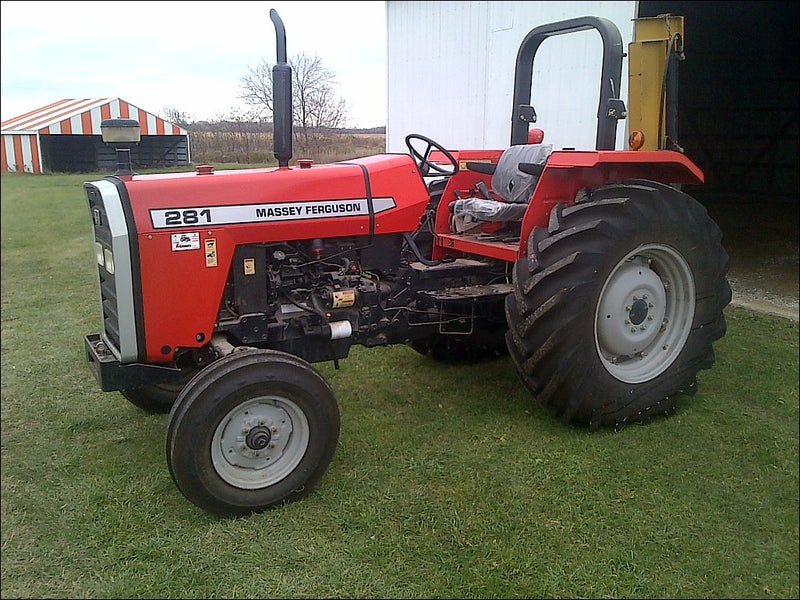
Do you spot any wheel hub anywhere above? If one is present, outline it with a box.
[245,425,272,451]
[210,393,312,491]
[628,297,649,325]
[594,244,696,385]
[217,402,294,469]
[596,258,667,357]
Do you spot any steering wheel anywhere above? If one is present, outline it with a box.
[405,134,459,177]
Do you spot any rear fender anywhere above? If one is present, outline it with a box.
[519,149,704,255]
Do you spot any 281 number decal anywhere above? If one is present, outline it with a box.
[163,209,212,225]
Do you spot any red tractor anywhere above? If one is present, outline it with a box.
[84,10,730,516]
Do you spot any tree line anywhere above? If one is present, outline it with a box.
[162,51,384,164]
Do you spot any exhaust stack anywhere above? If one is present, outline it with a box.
[270,9,293,167]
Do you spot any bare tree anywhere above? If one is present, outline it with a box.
[239,51,348,151]
[239,61,274,118]
[162,106,193,129]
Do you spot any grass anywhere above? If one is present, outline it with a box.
[1,171,798,599]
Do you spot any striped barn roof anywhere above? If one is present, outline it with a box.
[1,98,187,136]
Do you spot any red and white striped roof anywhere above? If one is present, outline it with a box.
[1,98,187,136]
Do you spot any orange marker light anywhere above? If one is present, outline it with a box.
[528,128,545,144]
[628,130,645,150]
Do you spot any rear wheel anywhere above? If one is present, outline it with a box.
[505,181,731,429]
[166,348,340,516]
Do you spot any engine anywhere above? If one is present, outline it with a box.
[214,233,511,364]
[215,234,406,362]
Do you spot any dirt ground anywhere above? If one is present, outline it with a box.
[704,198,799,323]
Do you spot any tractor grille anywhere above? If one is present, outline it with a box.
[98,261,121,351]
[84,180,139,363]
[86,184,122,353]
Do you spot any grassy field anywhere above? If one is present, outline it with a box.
[188,131,386,165]
[1,171,798,599]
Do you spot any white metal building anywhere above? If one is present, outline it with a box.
[386,1,638,153]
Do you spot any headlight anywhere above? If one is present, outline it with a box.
[103,248,115,275]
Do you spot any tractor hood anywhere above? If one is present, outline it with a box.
[115,154,429,242]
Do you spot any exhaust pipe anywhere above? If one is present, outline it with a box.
[270,9,293,167]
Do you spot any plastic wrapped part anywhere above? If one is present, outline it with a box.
[450,198,528,233]
[492,144,553,203]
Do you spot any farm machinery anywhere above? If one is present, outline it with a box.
[83,10,730,516]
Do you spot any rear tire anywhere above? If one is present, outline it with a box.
[505,181,731,429]
[166,348,340,517]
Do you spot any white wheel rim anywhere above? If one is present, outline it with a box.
[211,395,309,490]
[595,244,695,383]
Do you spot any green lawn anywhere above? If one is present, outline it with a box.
[1,171,798,599]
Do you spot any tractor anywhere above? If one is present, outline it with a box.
[83,10,730,516]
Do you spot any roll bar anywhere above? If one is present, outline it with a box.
[510,16,626,150]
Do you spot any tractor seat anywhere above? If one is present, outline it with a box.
[451,144,552,232]
[490,143,552,204]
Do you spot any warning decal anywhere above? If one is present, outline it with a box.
[171,232,200,250]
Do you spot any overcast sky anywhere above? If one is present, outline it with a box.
[0,0,387,127]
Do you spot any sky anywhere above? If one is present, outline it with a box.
[0,0,387,127]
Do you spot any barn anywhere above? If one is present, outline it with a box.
[1,98,190,174]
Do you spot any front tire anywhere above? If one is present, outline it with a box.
[505,181,731,429]
[121,363,199,413]
[121,380,189,414]
[166,349,340,517]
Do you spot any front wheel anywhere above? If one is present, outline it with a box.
[166,349,340,517]
[121,361,199,413]
[121,374,195,414]
[505,181,731,429]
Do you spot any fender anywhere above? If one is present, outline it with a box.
[518,149,705,254]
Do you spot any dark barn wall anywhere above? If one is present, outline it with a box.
[40,135,100,172]
[39,134,190,173]
[640,1,798,312]
[638,0,799,204]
